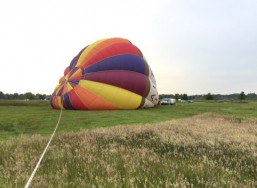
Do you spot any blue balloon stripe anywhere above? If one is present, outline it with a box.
[69,80,79,85]
[82,54,146,75]
[69,46,88,69]
[63,93,75,109]
[69,56,78,70]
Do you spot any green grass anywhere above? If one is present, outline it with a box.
[0,113,256,187]
[0,100,257,187]
[0,100,257,140]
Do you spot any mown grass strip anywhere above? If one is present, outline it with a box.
[1,100,257,141]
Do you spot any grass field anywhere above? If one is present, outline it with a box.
[1,100,257,140]
[0,100,257,187]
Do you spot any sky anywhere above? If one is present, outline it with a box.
[1,0,257,95]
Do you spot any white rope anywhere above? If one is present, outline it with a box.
[24,107,63,188]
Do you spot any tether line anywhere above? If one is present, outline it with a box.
[24,105,63,188]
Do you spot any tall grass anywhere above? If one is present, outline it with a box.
[0,113,256,187]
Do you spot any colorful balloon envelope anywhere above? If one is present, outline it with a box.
[50,38,158,110]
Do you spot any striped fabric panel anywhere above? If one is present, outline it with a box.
[78,80,143,109]
[82,54,147,75]
[83,70,150,97]
[71,85,118,110]
[79,42,142,69]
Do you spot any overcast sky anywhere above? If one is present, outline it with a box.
[1,0,256,95]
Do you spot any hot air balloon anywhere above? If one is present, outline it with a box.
[50,38,158,110]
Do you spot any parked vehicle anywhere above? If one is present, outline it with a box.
[160,98,176,105]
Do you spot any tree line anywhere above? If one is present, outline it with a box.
[1,91,256,101]
[0,91,50,100]
[159,92,257,101]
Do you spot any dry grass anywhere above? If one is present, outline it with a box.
[0,113,257,187]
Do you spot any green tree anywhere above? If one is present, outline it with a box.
[174,93,180,100]
[36,93,46,100]
[13,93,19,99]
[24,92,35,100]
[182,94,188,100]
[239,91,246,102]
[0,91,5,99]
[205,92,214,100]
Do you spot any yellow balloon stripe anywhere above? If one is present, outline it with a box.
[57,96,63,108]
[78,80,142,109]
[76,39,107,67]
[66,82,73,92]
[55,84,63,95]
[69,68,82,79]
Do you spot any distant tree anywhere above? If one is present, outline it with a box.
[246,93,257,100]
[182,94,188,100]
[18,94,25,100]
[174,93,180,100]
[239,91,246,102]
[205,92,214,100]
[5,93,10,99]
[24,92,35,100]
[0,91,4,99]
[36,93,46,100]
[13,93,19,99]
[8,94,14,99]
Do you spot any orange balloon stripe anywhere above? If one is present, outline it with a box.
[68,68,82,80]
[61,82,73,96]
[81,39,129,65]
[79,38,140,69]
[61,85,68,96]
[73,85,118,110]
[86,38,129,60]
[68,89,88,110]
[76,39,107,67]
[51,96,61,109]
[82,43,142,69]
[51,96,58,108]
[59,76,65,84]
[64,66,70,75]
[55,83,64,96]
